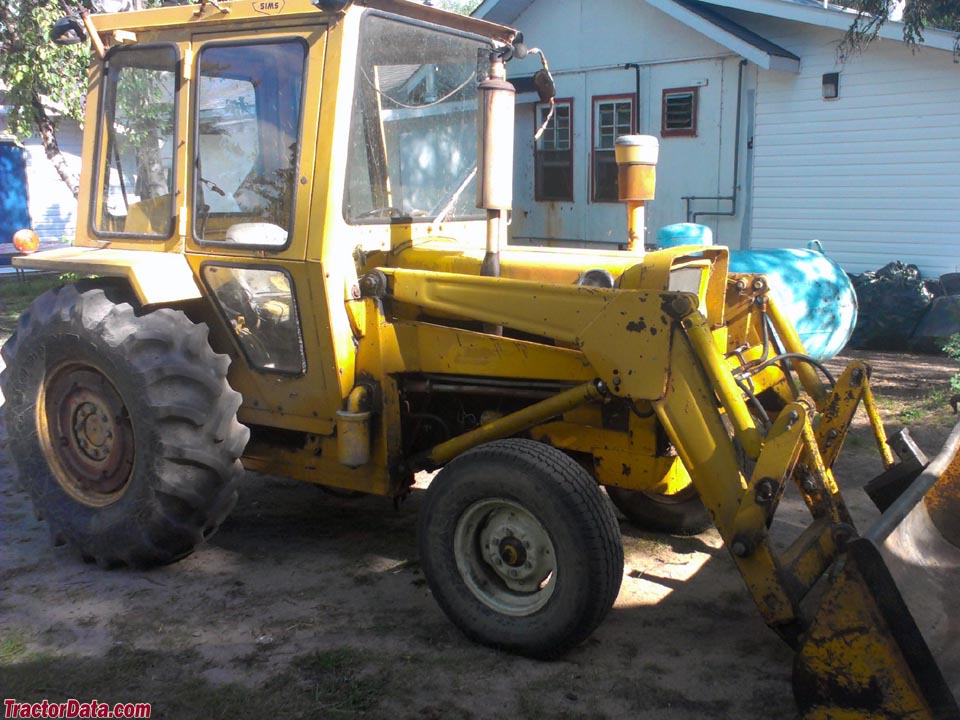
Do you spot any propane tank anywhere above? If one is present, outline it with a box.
[728,246,858,362]
[653,225,857,361]
[657,223,713,249]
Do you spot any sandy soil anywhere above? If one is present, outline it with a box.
[1,349,957,719]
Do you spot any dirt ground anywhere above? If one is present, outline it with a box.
[1,346,957,719]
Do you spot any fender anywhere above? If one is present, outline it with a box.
[13,247,201,306]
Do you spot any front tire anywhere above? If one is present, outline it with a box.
[0,282,249,568]
[417,439,623,659]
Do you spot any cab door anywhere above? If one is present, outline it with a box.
[183,25,339,436]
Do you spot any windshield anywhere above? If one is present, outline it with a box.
[344,14,489,224]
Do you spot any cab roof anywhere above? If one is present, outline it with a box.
[89,0,518,45]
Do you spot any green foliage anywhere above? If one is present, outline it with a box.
[842,0,960,58]
[0,274,65,339]
[943,334,960,393]
[0,2,91,141]
[429,0,480,15]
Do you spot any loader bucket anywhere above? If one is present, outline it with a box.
[794,420,960,720]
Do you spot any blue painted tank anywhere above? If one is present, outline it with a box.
[728,245,858,362]
[654,226,857,361]
[657,223,714,249]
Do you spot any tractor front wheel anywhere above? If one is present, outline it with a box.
[417,439,623,658]
[0,282,249,568]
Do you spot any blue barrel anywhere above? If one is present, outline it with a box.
[0,140,31,244]
[728,246,857,362]
[657,223,713,249]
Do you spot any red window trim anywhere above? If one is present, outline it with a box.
[661,86,698,138]
[591,93,636,204]
[534,97,574,202]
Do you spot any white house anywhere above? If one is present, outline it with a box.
[474,0,960,278]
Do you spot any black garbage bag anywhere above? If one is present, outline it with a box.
[912,296,960,354]
[849,261,935,350]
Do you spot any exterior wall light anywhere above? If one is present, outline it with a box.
[822,72,840,99]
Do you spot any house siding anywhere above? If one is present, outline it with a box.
[734,15,960,277]
[503,0,750,249]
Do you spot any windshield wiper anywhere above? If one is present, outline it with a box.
[431,166,477,227]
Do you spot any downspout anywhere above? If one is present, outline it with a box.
[683,58,747,225]
[624,62,642,128]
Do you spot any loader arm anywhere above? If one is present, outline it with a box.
[380,262,960,719]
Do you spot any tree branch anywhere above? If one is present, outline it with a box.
[31,95,80,200]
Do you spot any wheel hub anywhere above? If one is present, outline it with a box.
[72,400,115,461]
[454,498,557,616]
[40,363,135,507]
[497,536,527,567]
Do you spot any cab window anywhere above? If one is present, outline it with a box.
[193,40,306,248]
[94,45,178,238]
[202,265,306,375]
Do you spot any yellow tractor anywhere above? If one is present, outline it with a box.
[3,1,958,716]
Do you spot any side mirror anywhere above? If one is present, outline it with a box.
[533,68,555,103]
[50,16,87,46]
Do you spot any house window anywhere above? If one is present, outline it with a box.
[661,87,698,137]
[592,95,634,203]
[535,99,573,201]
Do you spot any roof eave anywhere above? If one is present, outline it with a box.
[647,0,801,72]
[697,0,959,53]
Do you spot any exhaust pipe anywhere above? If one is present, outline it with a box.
[477,53,514,280]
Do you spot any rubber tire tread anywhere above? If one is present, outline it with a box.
[0,281,249,568]
[417,438,623,659]
[606,485,712,536]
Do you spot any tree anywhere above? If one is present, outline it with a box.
[428,0,480,15]
[0,1,93,198]
[0,1,147,199]
[842,0,960,59]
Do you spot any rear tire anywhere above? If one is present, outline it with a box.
[606,485,712,536]
[0,282,249,568]
[417,439,623,659]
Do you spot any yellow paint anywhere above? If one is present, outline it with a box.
[14,247,201,305]
[862,373,897,469]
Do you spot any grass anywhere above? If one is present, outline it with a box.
[0,630,28,663]
[873,387,954,427]
[296,648,388,715]
[0,644,390,719]
[0,274,67,339]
